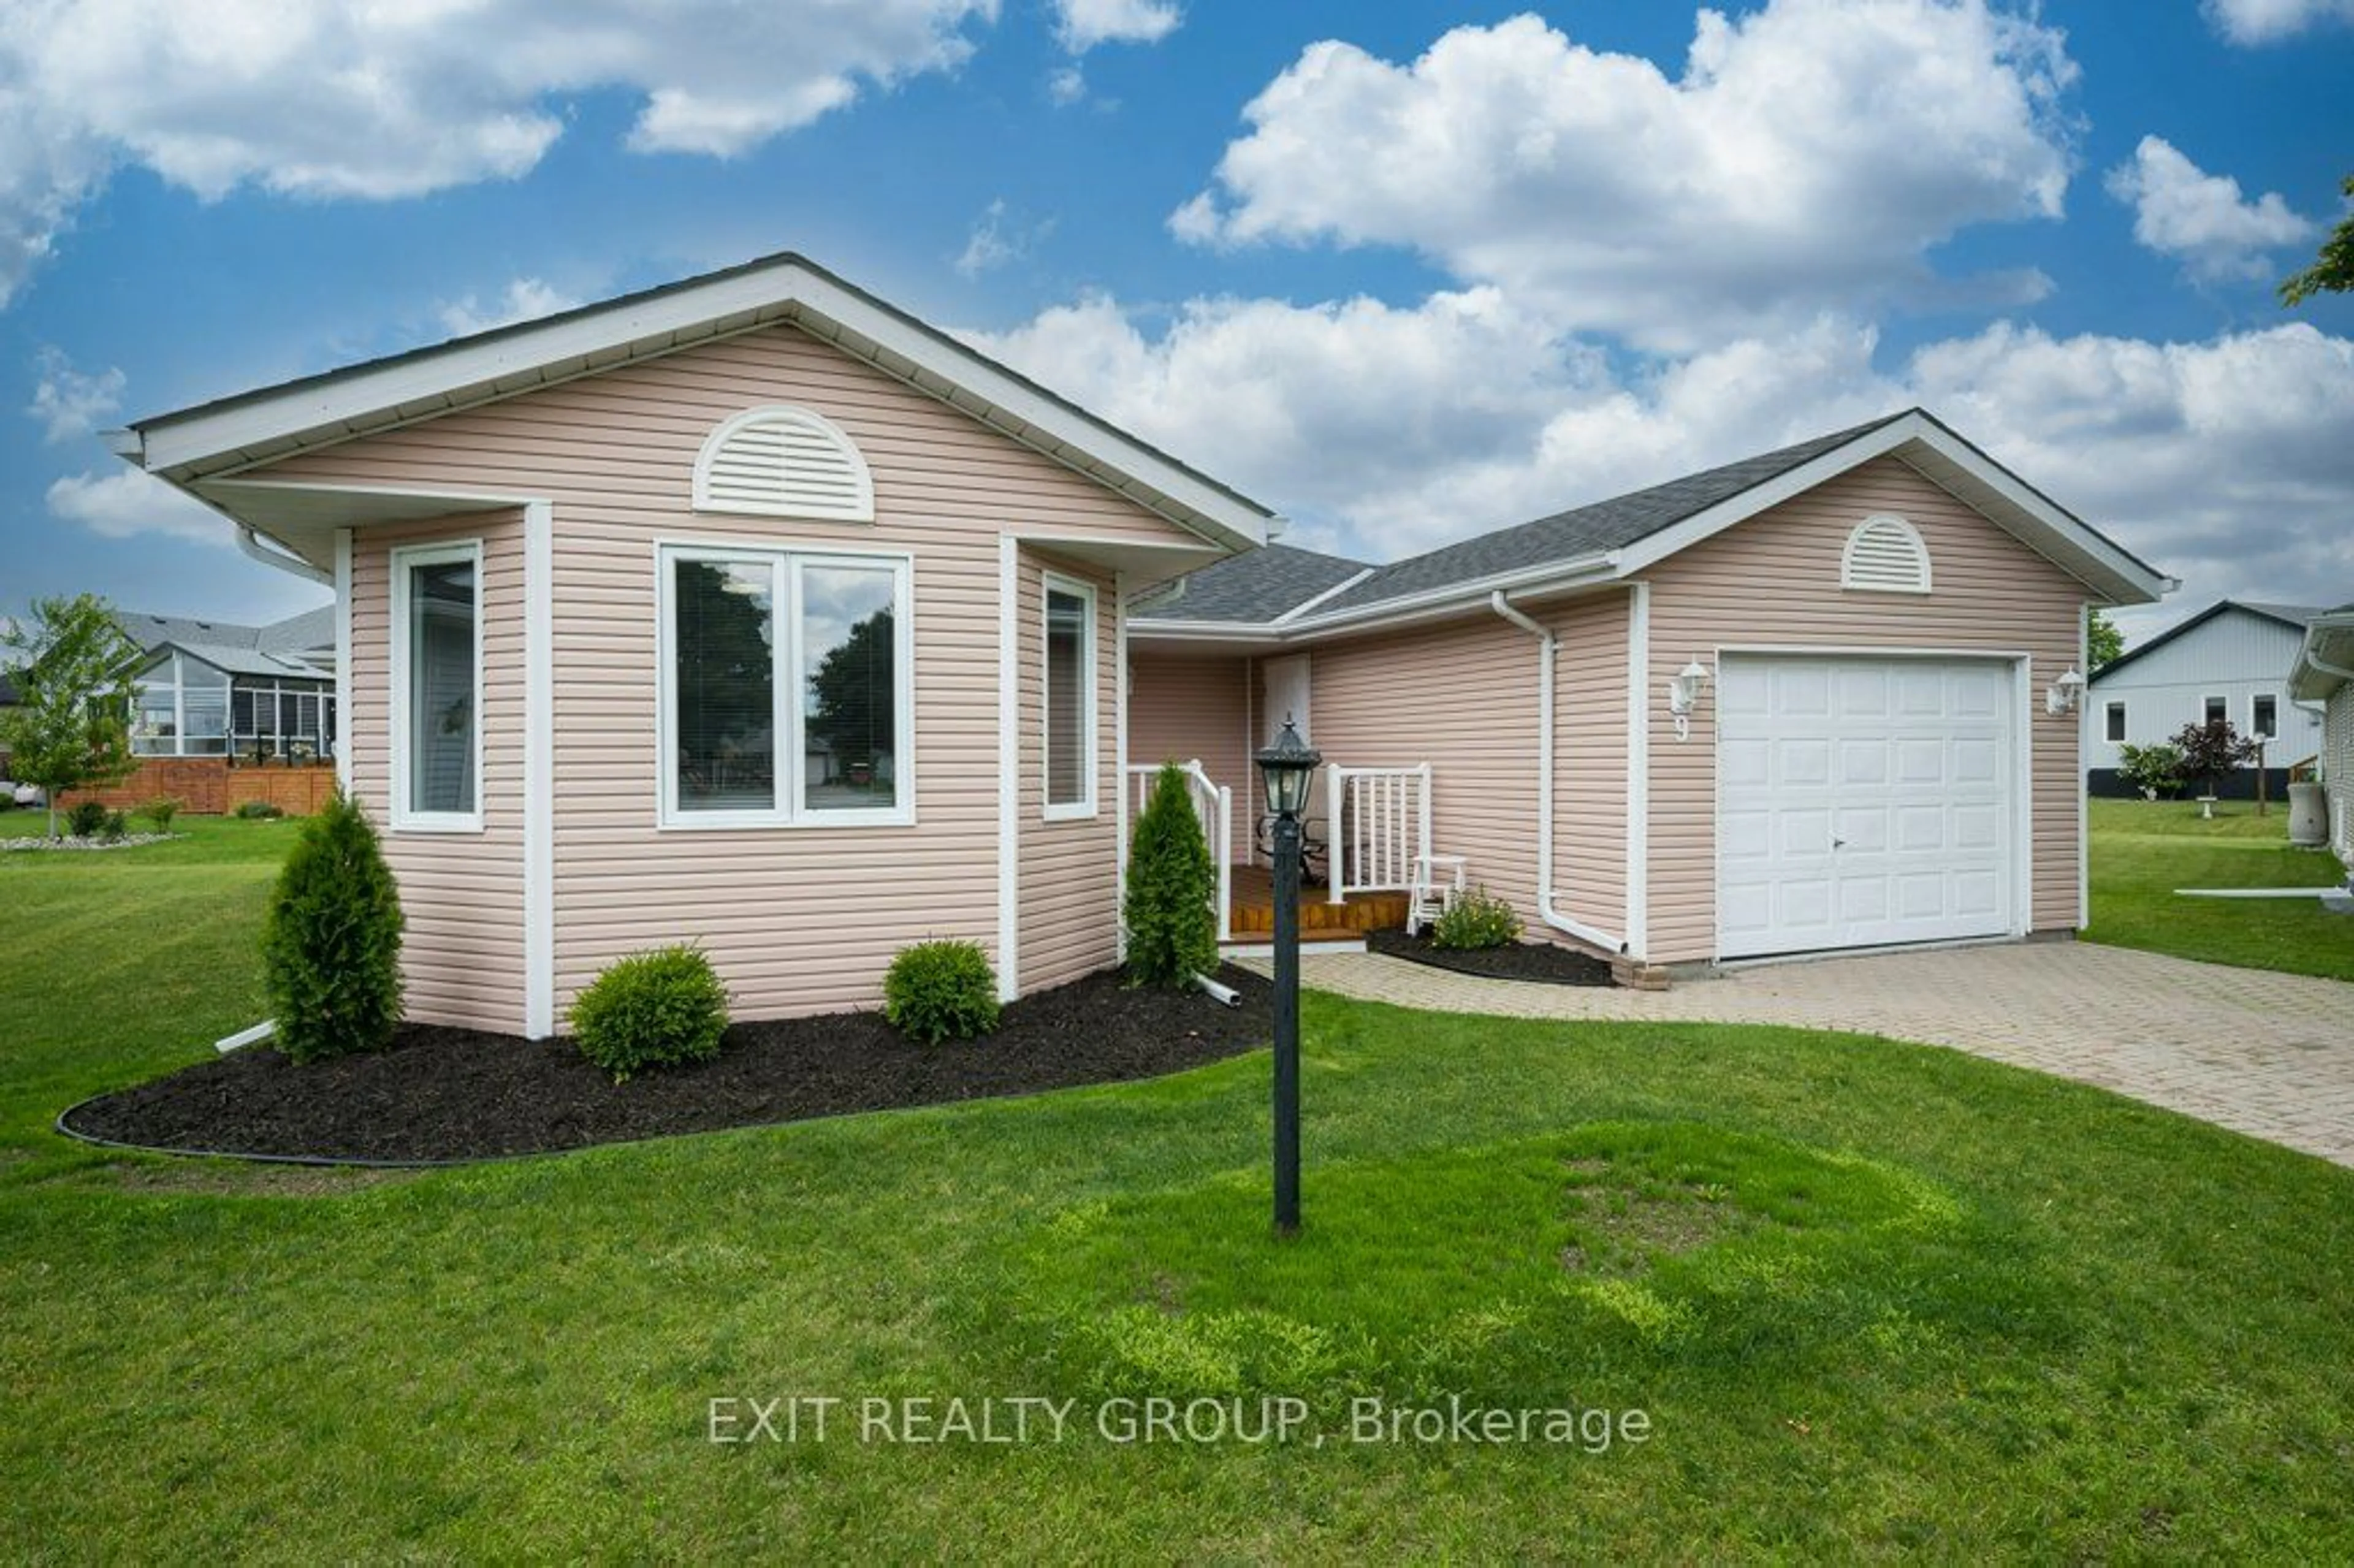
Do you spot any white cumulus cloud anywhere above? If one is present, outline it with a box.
[0,0,999,307]
[436,277,585,338]
[1171,2,2079,351]
[1050,0,1181,53]
[955,199,1057,276]
[2203,0,2354,43]
[2105,136,2315,283]
[47,468,230,547]
[25,348,125,444]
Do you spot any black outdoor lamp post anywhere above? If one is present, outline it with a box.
[1254,714,1321,1237]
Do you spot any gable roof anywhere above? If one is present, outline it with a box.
[1314,415,1907,617]
[1135,408,2174,639]
[116,606,335,680]
[2090,598,2329,684]
[1130,543,1371,623]
[111,251,1273,572]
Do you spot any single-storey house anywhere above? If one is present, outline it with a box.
[2084,599,2325,797]
[108,252,2172,1037]
[2288,606,2354,867]
[119,607,339,763]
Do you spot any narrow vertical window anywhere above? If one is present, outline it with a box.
[2252,694,2277,739]
[1043,576,1095,816]
[2203,695,2227,728]
[392,541,483,829]
[671,556,777,815]
[800,561,900,813]
[2104,701,2126,744]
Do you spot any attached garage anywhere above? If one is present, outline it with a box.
[1716,655,2021,959]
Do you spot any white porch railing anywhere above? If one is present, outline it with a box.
[1125,761,1234,943]
[1325,763,1432,904]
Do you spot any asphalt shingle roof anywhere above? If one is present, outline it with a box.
[115,605,335,678]
[1136,413,1913,626]
[1130,543,1371,623]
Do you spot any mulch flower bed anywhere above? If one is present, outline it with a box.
[61,965,1271,1165]
[1365,927,1616,987]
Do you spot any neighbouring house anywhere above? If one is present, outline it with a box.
[2288,605,2354,867]
[110,252,1273,1037]
[1130,408,2173,976]
[117,607,339,763]
[2084,599,2326,797]
[42,606,341,816]
[108,252,2172,1037]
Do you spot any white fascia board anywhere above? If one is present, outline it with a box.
[1611,411,2177,607]
[137,257,1273,556]
[1271,568,1377,625]
[2290,612,2354,699]
[1127,555,1620,649]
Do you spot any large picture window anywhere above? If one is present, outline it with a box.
[391,541,483,831]
[1043,574,1096,818]
[660,544,912,829]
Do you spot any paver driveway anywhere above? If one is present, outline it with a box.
[1280,940,2354,1166]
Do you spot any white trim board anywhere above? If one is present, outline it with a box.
[523,500,554,1040]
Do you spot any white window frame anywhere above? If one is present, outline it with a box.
[2103,699,2127,745]
[2250,692,2279,740]
[1042,571,1099,821]
[656,540,914,831]
[390,539,487,834]
[2203,695,2228,728]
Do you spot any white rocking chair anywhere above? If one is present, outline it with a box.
[1407,853,1467,935]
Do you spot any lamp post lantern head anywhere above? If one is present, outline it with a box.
[1255,716,1322,818]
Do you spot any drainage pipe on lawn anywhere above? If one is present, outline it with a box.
[216,1019,276,1054]
[1192,972,1242,1008]
[1489,592,1628,956]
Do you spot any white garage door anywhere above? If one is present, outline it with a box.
[1717,656,2016,959]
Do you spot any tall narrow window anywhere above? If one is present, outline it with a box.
[1043,576,1095,817]
[672,556,777,815]
[2252,694,2277,739]
[2105,701,2127,744]
[2203,695,2227,728]
[800,561,899,814]
[658,545,911,829]
[392,541,482,829]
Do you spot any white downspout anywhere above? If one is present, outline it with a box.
[1490,591,1627,955]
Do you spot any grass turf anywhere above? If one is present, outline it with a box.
[2083,796,2352,981]
[2,814,2352,1558]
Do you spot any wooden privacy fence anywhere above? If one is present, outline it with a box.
[51,759,338,816]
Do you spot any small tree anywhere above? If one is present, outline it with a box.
[0,594,141,837]
[2171,720,2260,801]
[2280,172,2353,306]
[1124,761,1217,988]
[262,788,405,1063]
[2087,607,2125,673]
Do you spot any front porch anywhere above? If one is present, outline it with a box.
[1225,864,1410,943]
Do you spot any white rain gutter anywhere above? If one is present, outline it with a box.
[236,525,333,587]
[1489,591,1626,956]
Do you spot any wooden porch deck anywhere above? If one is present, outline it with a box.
[1224,864,1410,943]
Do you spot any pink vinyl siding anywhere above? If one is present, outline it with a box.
[1019,550,1122,991]
[1640,455,2089,964]
[1127,652,1253,850]
[1550,591,1631,940]
[348,513,528,1032]
[257,321,1211,1021]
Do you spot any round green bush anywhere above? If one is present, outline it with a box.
[66,799,109,838]
[569,945,731,1081]
[1430,885,1522,951]
[883,938,1000,1045]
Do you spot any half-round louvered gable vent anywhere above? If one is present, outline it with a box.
[1840,514,1932,594]
[692,406,875,522]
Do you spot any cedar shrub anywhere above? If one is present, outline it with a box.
[262,788,405,1064]
[1124,761,1217,988]
[569,945,731,1081]
[882,938,1000,1045]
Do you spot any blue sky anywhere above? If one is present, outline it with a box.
[2,0,2349,645]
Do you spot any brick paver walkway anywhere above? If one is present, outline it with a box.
[1262,942,2354,1167]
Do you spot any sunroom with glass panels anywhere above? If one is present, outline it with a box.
[131,642,337,763]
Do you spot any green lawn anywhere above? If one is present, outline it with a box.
[2084,796,2352,981]
[4,818,2353,1558]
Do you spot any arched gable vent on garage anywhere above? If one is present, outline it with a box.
[1840,513,1933,594]
[692,405,875,522]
